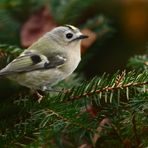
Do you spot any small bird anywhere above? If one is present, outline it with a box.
[0,25,88,101]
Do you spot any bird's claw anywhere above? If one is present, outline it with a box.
[36,91,43,103]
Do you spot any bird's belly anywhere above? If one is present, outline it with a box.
[8,69,66,90]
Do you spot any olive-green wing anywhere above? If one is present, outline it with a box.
[0,51,67,76]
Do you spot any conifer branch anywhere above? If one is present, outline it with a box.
[0,44,22,55]
[131,113,141,147]
[128,54,148,71]
[0,50,7,59]
[41,108,95,133]
[66,76,148,101]
[0,44,23,63]
[111,124,124,144]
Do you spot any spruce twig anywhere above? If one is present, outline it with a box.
[131,112,141,147]
[65,81,148,102]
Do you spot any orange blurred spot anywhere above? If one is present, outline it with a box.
[21,6,57,48]
[121,1,148,41]
[81,28,97,54]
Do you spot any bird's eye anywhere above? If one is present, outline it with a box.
[66,33,73,39]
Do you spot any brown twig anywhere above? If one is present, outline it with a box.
[115,70,126,87]
[65,81,148,102]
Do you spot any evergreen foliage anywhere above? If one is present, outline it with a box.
[0,44,147,147]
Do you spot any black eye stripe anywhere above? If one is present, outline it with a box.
[66,33,73,39]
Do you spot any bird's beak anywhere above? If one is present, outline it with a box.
[71,34,89,42]
[77,34,89,40]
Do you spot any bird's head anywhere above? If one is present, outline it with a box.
[46,25,88,47]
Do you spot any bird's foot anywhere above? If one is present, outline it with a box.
[33,91,44,103]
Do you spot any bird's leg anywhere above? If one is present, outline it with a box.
[31,89,44,103]
[36,91,43,103]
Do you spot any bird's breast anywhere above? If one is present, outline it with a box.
[61,50,81,75]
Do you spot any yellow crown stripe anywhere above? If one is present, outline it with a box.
[65,25,77,30]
